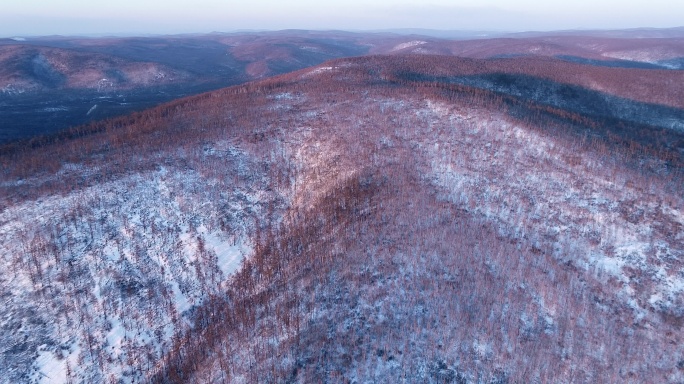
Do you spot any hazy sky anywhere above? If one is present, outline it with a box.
[1,0,681,37]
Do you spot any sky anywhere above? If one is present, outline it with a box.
[0,0,682,37]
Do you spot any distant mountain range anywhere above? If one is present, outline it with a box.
[1,28,683,144]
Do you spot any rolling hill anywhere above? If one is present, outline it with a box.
[0,48,682,383]
[0,31,378,143]
[2,30,683,144]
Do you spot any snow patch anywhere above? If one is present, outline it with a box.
[308,66,335,76]
[32,344,80,384]
[391,40,427,51]
[602,49,677,64]
[274,92,294,100]
[43,107,69,112]
[200,226,249,277]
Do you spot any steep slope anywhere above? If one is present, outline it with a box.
[0,55,683,383]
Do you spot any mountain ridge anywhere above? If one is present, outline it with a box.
[1,53,682,382]
[2,30,683,144]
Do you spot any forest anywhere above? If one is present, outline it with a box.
[0,38,683,383]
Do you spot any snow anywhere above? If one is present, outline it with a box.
[602,49,671,64]
[665,205,684,227]
[35,349,67,384]
[1,84,26,95]
[32,343,80,384]
[172,282,192,313]
[595,255,626,279]
[0,143,279,383]
[273,92,295,100]
[106,318,126,357]
[416,98,684,319]
[307,66,335,76]
[201,227,249,277]
[391,40,427,52]
[299,45,322,52]
[2,73,682,383]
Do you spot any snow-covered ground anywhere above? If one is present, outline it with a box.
[414,99,684,320]
[2,59,682,382]
[0,146,281,383]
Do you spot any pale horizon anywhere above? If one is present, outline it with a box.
[1,0,682,38]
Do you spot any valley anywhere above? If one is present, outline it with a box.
[2,30,683,144]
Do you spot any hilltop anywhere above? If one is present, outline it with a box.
[0,49,682,383]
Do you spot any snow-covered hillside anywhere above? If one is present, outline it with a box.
[0,145,282,383]
[151,76,682,382]
[1,53,683,383]
[418,100,684,319]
